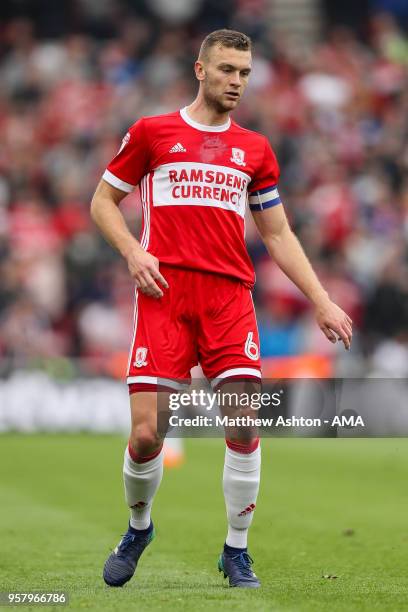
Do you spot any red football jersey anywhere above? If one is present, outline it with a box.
[103,107,281,288]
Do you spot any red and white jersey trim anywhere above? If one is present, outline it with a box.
[210,367,262,387]
[103,169,135,193]
[127,375,187,391]
[180,106,231,132]
[140,174,151,249]
[126,288,139,376]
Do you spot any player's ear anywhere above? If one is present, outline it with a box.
[194,60,206,81]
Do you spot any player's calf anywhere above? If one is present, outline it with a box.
[219,435,261,587]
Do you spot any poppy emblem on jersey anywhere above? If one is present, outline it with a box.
[134,347,148,368]
[230,147,246,167]
[117,131,130,155]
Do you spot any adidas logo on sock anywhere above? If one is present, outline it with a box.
[238,503,256,517]
[169,142,186,153]
[131,501,147,509]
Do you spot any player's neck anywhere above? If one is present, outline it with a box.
[185,99,230,127]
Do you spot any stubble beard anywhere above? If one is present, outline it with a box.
[203,84,237,115]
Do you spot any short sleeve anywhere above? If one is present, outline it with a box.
[102,119,149,193]
[248,137,282,212]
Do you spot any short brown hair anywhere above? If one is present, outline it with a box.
[199,29,252,60]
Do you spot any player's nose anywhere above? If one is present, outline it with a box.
[229,72,241,87]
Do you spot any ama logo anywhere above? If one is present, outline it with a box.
[332,410,364,428]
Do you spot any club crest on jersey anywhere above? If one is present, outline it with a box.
[230,147,246,167]
[134,347,148,368]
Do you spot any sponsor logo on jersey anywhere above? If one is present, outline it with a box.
[152,162,250,218]
[230,147,246,167]
[199,135,228,163]
[238,503,256,516]
[169,142,187,153]
[244,331,259,360]
[134,347,148,368]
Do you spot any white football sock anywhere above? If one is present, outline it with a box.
[223,443,261,549]
[123,446,164,530]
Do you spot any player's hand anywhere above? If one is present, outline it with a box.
[126,246,169,298]
[314,298,353,350]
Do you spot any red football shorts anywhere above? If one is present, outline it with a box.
[127,266,261,392]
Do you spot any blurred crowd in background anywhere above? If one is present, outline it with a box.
[0,0,407,379]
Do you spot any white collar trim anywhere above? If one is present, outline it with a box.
[180,106,231,132]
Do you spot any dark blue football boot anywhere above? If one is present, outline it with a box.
[103,522,155,587]
[218,544,261,588]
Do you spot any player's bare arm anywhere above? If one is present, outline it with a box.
[251,204,353,350]
[90,179,168,298]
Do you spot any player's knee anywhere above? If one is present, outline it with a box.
[129,425,161,456]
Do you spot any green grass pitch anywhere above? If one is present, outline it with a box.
[1,434,408,611]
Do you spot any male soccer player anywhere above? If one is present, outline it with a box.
[91,29,352,589]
